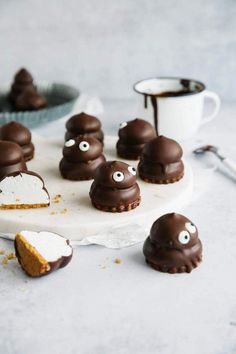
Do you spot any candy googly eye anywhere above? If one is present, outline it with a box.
[65,139,76,147]
[185,222,196,233]
[178,230,190,244]
[119,122,127,129]
[112,171,125,182]
[128,166,136,176]
[79,141,90,152]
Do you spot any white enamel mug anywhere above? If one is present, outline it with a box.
[133,77,221,141]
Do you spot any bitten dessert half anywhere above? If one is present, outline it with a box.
[89,160,141,212]
[143,213,202,273]
[0,121,35,161]
[138,135,184,184]
[65,112,104,144]
[0,140,27,179]
[59,136,106,180]
[0,171,50,209]
[117,118,156,160]
[15,231,73,277]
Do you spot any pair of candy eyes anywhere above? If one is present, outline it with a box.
[65,139,89,151]
[178,223,197,244]
[113,167,136,181]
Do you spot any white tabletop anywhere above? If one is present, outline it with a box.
[0,99,236,354]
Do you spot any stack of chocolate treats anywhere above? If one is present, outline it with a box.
[10,68,47,111]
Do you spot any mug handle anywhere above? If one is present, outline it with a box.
[201,90,221,125]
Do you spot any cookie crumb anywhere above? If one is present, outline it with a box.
[7,252,16,260]
[114,258,122,264]
[52,194,62,203]
[1,257,8,265]
[0,249,5,255]
[60,208,68,214]
[50,211,57,215]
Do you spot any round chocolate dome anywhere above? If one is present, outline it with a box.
[14,68,33,85]
[0,141,25,166]
[0,121,31,146]
[66,112,101,134]
[93,161,137,189]
[150,213,198,247]
[118,118,156,144]
[142,135,183,164]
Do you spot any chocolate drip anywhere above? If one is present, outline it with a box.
[150,96,158,135]
[144,94,148,109]
[140,78,202,136]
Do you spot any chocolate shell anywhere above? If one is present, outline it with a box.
[15,231,73,277]
[143,213,202,273]
[89,160,141,212]
[65,112,104,143]
[10,68,35,101]
[0,121,35,161]
[0,141,27,179]
[138,135,184,184]
[14,68,33,85]
[14,91,47,111]
[117,119,156,160]
[59,136,106,180]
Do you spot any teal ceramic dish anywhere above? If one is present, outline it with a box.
[0,82,79,129]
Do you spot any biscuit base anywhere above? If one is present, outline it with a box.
[91,197,141,213]
[139,172,184,184]
[15,233,50,277]
[0,203,49,210]
[61,175,93,181]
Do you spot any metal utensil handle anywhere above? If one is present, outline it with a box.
[0,233,14,241]
[223,158,236,176]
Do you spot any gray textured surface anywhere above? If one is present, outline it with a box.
[0,100,236,354]
[0,0,236,99]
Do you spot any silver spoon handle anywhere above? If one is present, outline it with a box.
[222,158,236,176]
[0,233,14,241]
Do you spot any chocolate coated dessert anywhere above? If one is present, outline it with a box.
[89,161,141,212]
[59,136,106,180]
[10,68,47,111]
[117,118,156,160]
[14,90,47,111]
[0,171,50,209]
[143,213,202,273]
[0,121,35,161]
[65,112,104,143]
[0,141,27,179]
[10,68,35,100]
[15,231,73,277]
[138,135,184,184]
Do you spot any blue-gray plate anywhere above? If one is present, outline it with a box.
[0,82,79,129]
